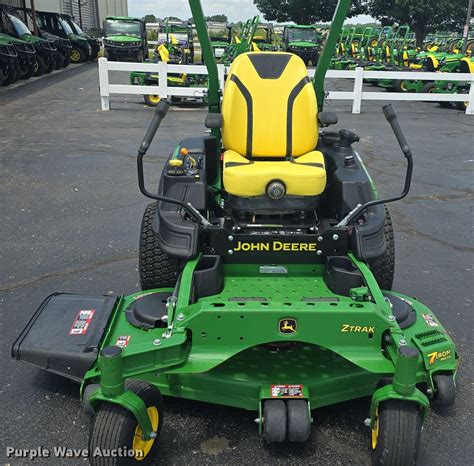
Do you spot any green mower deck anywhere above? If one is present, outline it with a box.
[10,1,460,464]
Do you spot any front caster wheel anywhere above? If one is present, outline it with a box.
[433,374,456,408]
[89,380,164,465]
[372,400,422,466]
[287,399,311,442]
[263,400,286,443]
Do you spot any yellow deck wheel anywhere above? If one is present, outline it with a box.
[144,94,161,106]
[132,406,160,460]
[371,408,379,449]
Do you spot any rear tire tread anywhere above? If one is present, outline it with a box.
[139,203,178,290]
[370,207,395,291]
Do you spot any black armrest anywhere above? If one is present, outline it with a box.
[205,113,223,129]
[318,111,338,128]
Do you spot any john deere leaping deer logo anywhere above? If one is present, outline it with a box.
[279,318,297,335]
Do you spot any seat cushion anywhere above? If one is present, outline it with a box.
[222,52,318,158]
[223,150,326,198]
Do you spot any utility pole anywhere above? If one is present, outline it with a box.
[462,0,473,54]
[30,0,38,35]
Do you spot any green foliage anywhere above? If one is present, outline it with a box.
[205,14,229,23]
[367,0,467,45]
[144,14,157,24]
[253,0,366,24]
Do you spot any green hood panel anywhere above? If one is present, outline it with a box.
[19,33,44,45]
[105,35,141,43]
[289,41,318,48]
[69,33,88,43]
[0,33,29,45]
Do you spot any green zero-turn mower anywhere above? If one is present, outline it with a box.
[12,1,459,465]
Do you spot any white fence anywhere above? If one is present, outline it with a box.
[98,58,225,111]
[98,58,474,114]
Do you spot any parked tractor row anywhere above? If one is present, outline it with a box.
[119,16,472,109]
[331,25,473,109]
[0,4,99,87]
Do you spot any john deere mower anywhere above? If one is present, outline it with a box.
[12,1,458,465]
[432,56,474,110]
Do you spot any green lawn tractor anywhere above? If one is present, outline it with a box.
[432,56,474,110]
[157,18,194,64]
[12,1,459,465]
[62,14,100,60]
[221,15,259,66]
[207,21,232,59]
[0,32,35,81]
[104,16,147,62]
[386,52,466,94]
[0,6,57,76]
[283,24,321,65]
[130,69,207,106]
[253,23,278,51]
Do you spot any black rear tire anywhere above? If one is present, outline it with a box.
[20,60,35,79]
[139,203,178,290]
[62,54,71,68]
[455,89,469,111]
[393,79,407,93]
[3,61,19,85]
[287,399,311,442]
[370,207,395,291]
[45,54,55,73]
[33,55,46,77]
[263,400,287,443]
[372,400,422,466]
[89,380,164,465]
[0,67,4,86]
[55,53,65,70]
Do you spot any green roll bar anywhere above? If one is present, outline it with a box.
[189,0,220,117]
[188,0,223,188]
[190,0,352,116]
[313,0,351,110]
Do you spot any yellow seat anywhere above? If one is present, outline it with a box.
[224,150,326,197]
[221,52,326,198]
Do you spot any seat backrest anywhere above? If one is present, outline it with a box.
[222,52,318,159]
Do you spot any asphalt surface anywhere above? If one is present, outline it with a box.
[1,61,473,465]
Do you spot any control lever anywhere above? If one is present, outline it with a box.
[337,104,413,228]
[137,100,211,228]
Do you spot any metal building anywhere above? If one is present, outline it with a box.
[0,0,128,31]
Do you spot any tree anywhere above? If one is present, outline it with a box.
[144,14,157,24]
[205,14,229,23]
[253,0,367,24]
[367,0,468,47]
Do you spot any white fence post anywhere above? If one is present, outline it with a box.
[466,76,474,115]
[352,67,364,114]
[218,64,225,93]
[158,61,168,99]
[98,57,110,111]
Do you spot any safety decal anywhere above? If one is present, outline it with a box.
[271,384,303,398]
[116,335,131,348]
[422,313,438,327]
[69,310,95,335]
